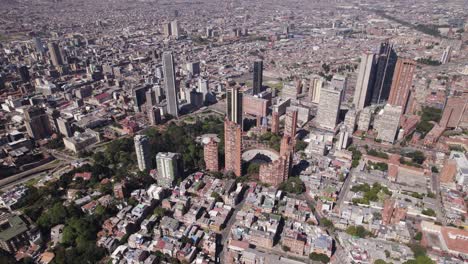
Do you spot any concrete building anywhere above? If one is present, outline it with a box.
[374,104,402,144]
[344,108,357,133]
[336,126,350,150]
[24,106,53,140]
[224,119,242,177]
[162,51,179,117]
[135,135,152,172]
[243,94,268,117]
[316,86,342,131]
[388,59,416,114]
[440,46,452,64]
[0,213,39,254]
[156,152,182,187]
[186,61,200,76]
[171,20,180,38]
[202,134,220,172]
[353,53,376,110]
[63,129,100,153]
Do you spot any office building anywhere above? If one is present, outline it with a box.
[388,58,416,114]
[146,89,157,108]
[440,46,452,64]
[357,107,372,131]
[253,60,263,94]
[243,94,268,117]
[344,108,357,133]
[186,61,201,76]
[202,134,220,172]
[371,41,398,104]
[0,213,39,254]
[336,126,350,150]
[48,42,64,67]
[353,53,376,110]
[63,129,100,153]
[171,20,180,38]
[331,75,347,102]
[374,104,402,144]
[224,119,242,177]
[284,107,298,138]
[226,85,242,125]
[148,106,162,125]
[316,86,342,131]
[156,152,182,187]
[24,106,53,140]
[162,51,179,117]
[439,96,468,129]
[133,86,148,112]
[57,117,73,137]
[135,135,152,172]
[18,65,30,83]
[163,22,172,37]
[309,77,323,104]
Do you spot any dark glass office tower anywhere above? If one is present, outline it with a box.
[371,41,397,104]
[253,60,263,95]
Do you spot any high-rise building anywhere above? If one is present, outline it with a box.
[202,134,220,172]
[24,106,53,140]
[439,96,468,129]
[148,106,162,125]
[224,119,242,177]
[163,22,172,37]
[371,41,398,104]
[156,152,182,187]
[353,53,376,110]
[146,89,157,108]
[309,77,323,104]
[336,125,350,150]
[331,75,347,102]
[33,37,45,54]
[271,111,279,134]
[171,20,180,38]
[440,46,452,64]
[388,58,416,114]
[48,42,64,67]
[253,60,263,94]
[344,108,357,134]
[226,85,243,125]
[18,65,30,83]
[135,135,152,172]
[357,107,372,131]
[162,52,179,117]
[374,104,402,144]
[284,107,298,138]
[57,117,73,138]
[133,86,148,112]
[186,61,200,76]
[259,156,289,187]
[316,86,343,131]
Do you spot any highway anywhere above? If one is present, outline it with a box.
[0,160,63,190]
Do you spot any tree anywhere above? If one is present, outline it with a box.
[295,140,307,151]
[375,260,389,264]
[414,232,422,241]
[346,225,371,238]
[422,208,436,217]
[309,253,330,263]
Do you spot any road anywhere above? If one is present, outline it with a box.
[218,195,246,264]
[335,168,355,211]
[431,171,447,225]
[0,160,63,190]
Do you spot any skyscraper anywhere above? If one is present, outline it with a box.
[171,20,180,38]
[316,86,343,131]
[224,119,242,177]
[156,152,182,187]
[388,58,416,114]
[48,42,64,67]
[135,135,152,171]
[18,65,30,83]
[163,22,172,37]
[371,41,398,104]
[284,107,298,138]
[253,60,263,94]
[202,134,220,172]
[309,77,323,104]
[24,106,53,139]
[162,52,179,117]
[226,85,242,125]
[353,53,376,110]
